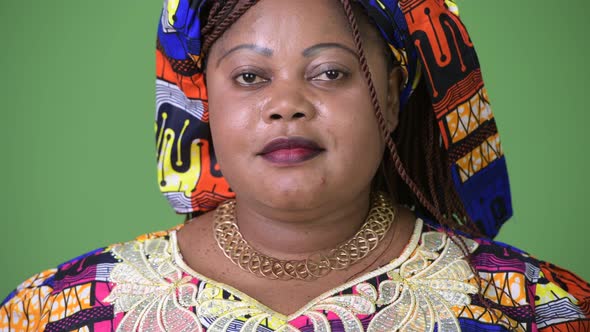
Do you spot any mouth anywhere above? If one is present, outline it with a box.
[257,136,325,165]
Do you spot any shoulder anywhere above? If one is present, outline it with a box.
[427,222,590,331]
[0,227,179,331]
[0,247,115,331]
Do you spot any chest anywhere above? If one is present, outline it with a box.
[104,228,498,332]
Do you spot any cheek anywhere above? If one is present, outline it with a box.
[342,117,383,164]
[207,72,272,135]
[206,80,254,170]
[325,92,385,175]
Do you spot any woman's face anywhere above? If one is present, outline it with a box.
[205,0,399,211]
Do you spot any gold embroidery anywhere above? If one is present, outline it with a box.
[366,232,479,332]
[276,232,479,332]
[305,293,375,332]
[197,285,289,332]
[104,221,478,332]
[104,238,202,332]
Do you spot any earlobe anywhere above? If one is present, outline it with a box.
[385,67,404,133]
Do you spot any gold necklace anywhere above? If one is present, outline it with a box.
[213,192,396,281]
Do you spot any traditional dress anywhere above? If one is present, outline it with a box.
[3,1,589,331]
[2,219,589,331]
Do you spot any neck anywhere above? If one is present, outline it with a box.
[232,190,373,259]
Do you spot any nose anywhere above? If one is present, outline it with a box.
[261,83,316,123]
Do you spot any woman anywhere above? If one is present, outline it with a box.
[1,0,589,331]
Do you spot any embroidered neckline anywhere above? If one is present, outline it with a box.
[105,218,480,332]
[170,218,424,320]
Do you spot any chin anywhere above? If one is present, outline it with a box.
[228,167,371,211]
[243,175,331,210]
[266,185,325,210]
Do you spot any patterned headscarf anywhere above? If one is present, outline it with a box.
[155,0,512,238]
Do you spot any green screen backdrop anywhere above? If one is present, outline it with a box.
[1,1,588,298]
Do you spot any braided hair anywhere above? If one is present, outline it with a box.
[194,0,498,316]
[198,0,481,238]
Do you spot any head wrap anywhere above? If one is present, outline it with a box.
[155,0,512,238]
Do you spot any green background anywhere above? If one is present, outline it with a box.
[0,1,588,298]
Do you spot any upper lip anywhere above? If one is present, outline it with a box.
[258,136,324,155]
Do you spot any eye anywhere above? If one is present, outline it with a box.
[235,72,267,85]
[312,69,347,81]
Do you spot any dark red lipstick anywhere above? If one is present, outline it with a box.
[258,137,324,165]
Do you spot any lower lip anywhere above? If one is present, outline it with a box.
[260,148,323,165]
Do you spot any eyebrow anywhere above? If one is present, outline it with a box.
[215,42,359,67]
[216,44,273,67]
[302,43,358,58]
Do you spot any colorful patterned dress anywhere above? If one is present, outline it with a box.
[2,219,589,331]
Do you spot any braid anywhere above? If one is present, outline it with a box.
[201,0,258,54]
[396,81,480,235]
[425,112,441,212]
[337,2,491,308]
[338,0,453,232]
[201,1,231,36]
[195,0,494,317]
[197,0,481,238]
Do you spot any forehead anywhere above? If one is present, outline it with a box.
[210,0,355,54]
